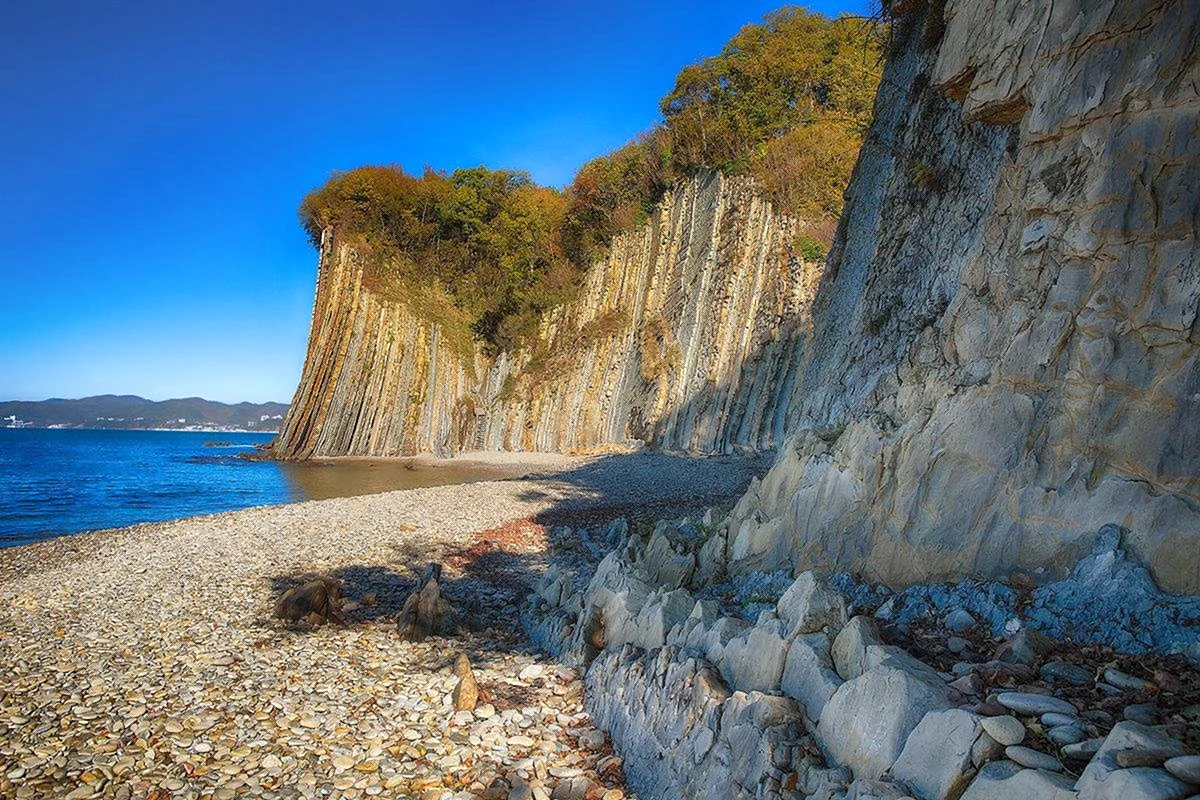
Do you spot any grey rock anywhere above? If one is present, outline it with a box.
[845,777,916,800]
[1005,746,1062,772]
[891,708,982,800]
[996,629,1052,667]
[1125,704,1160,726]
[1040,662,1092,686]
[780,632,843,724]
[971,730,1007,768]
[980,714,1025,746]
[1061,738,1104,761]
[703,616,751,664]
[832,616,883,681]
[959,760,1077,800]
[1077,722,1193,797]
[776,571,848,636]
[642,530,695,590]
[945,609,977,633]
[720,614,789,693]
[996,692,1077,717]
[816,665,951,781]
[1106,669,1154,692]
[1164,756,1200,785]
[1046,725,1084,746]
[1079,767,1191,800]
[1041,712,1079,728]
[948,636,970,654]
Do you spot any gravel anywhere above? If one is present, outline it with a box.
[0,453,765,799]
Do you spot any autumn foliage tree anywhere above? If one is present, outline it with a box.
[299,6,884,352]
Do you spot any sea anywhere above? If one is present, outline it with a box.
[0,428,495,547]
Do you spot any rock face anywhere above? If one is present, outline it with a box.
[726,0,1200,594]
[274,171,819,458]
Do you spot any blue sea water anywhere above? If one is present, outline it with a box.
[0,428,491,547]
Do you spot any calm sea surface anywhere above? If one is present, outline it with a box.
[0,428,497,547]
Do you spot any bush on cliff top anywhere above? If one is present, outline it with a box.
[299,6,883,352]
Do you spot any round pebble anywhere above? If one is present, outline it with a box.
[981,715,1025,746]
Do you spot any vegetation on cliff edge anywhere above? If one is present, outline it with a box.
[299,6,883,353]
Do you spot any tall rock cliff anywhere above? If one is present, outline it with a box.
[728,0,1200,594]
[274,172,818,459]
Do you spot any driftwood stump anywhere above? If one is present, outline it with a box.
[397,563,454,641]
[274,577,343,625]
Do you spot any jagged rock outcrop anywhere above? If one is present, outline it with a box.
[274,172,817,458]
[729,0,1200,594]
[524,510,1200,800]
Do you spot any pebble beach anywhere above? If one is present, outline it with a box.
[0,452,769,800]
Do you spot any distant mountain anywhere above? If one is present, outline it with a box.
[0,395,289,432]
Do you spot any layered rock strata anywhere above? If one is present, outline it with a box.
[726,0,1200,594]
[274,172,818,459]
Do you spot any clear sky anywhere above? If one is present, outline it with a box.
[0,0,869,404]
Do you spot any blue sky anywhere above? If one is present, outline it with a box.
[0,0,869,404]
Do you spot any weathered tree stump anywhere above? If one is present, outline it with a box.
[274,577,343,625]
[397,562,454,641]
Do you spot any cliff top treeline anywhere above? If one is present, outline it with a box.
[299,6,884,352]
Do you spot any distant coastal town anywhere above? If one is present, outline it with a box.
[0,395,288,432]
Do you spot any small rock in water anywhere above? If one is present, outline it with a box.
[947,636,969,654]
[1005,746,1062,772]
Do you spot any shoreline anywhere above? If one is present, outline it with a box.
[0,452,767,798]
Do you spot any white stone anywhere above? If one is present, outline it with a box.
[816,665,952,781]
[775,571,847,636]
[779,632,842,724]
[959,761,1077,800]
[980,715,1025,746]
[832,616,883,681]
[891,708,983,800]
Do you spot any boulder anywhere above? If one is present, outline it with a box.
[780,632,843,724]
[1076,767,1191,800]
[959,761,1077,800]
[776,571,848,636]
[704,616,752,665]
[643,529,696,590]
[634,588,694,649]
[816,665,952,781]
[891,708,984,800]
[720,613,789,693]
[1076,722,1193,799]
[864,644,948,690]
[832,616,885,681]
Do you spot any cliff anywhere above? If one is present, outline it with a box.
[727,0,1200,595]
[277,0,1200,596]
[274,172,818,459]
